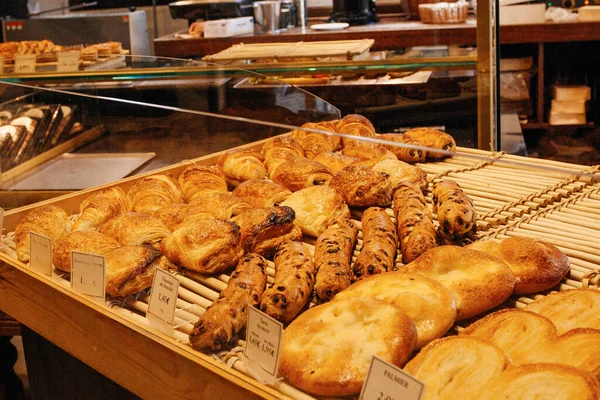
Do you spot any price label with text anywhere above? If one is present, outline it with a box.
[244,306,283,377]
[71,251,106,300]
[57,52,80,72]
[146,269,179,326]
[14,55,36,74]
[359,356,425,400]
[29,232,52,276]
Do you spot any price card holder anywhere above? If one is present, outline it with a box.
[146,269,180,336]
[14,54,36,74]
[242,306,283,385]
[71,251,106,302]
[57,51,80,72]
[359,356,425,400]
[29,232,52,276]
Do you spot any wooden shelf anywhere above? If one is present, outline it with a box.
[521,122,596,130]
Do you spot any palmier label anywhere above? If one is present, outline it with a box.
[147,269,179,326]
[29,232,52,276]
[57,52,80,72]
[359,356,425,400]
[244,306,283,379]
[14,55,36,74]
[71,251,106,301]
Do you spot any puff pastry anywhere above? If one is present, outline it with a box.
[271,158,333,192]
[329,165,393,207]
[152,203,212,231]
[160,213,243,275]
[291,121,340,151]
[100,212,170,248]
[403,128,456,160]
[217,148,267,186]
[373,159,428,191]
[312,152,358,174]
[128,174,183,216]
[337,114,376,132]
[298,133,335,160]
[340,142,397,165]
[178,164,227,203]
[73,187,130,232]
[433,179,477,242]
[261,136,304,174]
[378,133,426,163]
[281,185,350,237]
[105,245,166,298]
[231,179,292,208]
[338,122,376,148]
[188,190,253,219]
[14,205,72,263]
[52,231,120,273]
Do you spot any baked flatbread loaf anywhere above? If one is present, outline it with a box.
[100,212,170,248]
[335,272,456,348]
[280,297,417,397]
[402,246,516,320]
[329,165,393,207]
[52,231,120,273]
[467,237,570,294]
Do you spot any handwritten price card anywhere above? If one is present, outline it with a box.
[57,52,80,72]
[359,356,425,400]
[147,269,179,326]
[14,55,36,74]
[29,232,52,276]
[71,251,106,301]
[244,306,283,378]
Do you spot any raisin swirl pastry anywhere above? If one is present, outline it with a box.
[433,179,477,242]
[329,165,393,207]
[403,128,456,160]
[189,253,268,353]
[378,133,426,163]
[177,164,227,203]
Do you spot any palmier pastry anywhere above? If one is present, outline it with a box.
[152,204,212,231]
[312,152,358,174]
[280,297,417,397]
[329,165,393,207]
[160,213,243,275]
[217,148,267,186]
[378,133,426,163]
[433,179,477,242]
[52,231,120,273]
[128,174,183,216]
[14,205,72,263]
[403,128,456,160]
[188,191,252,220]
[271,158,333,192]
[314,218,358,302]
[231,206,302,258]
[281,186,350,237]
[467,237,570,295]
[373,159,428,191]
[105,245,166,298]
[393,182,437,263]
[403,246,516,320]
[261,136,304,174]
[231,179,292,208]
[73,187,130,232]
[336,272,456,349]
[352,207,397,281]
[260,241,315,323]
[178,164,227,203]
[189,253,268,353]
[100,212,170,248]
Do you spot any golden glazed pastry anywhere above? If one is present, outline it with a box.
[231,206,303,258]
[128,174,183,216]
[535,328,600,379]
[404,336,509,400]
[336,272,456,349]
[105,245,166,298]
[291,121,340,151]
[341,142,397,165]
[403,128,456,160]
[373,159,428,191]
[14,205,72,263]
[280,185,350,237]
[160,213,243,275]
[337,113,376,132]
[393,182,437,263]
[231,179,292,208]
[315,120,342,150]
[298,133,335,160]
[100,212,170,248]
[378,133,427,163]
[271,158,333,192]
[177,164,227,203]
[189,253,268,353]
[260,241,315,323]
[403,246,516,320]
[52,231,120,273]
[188,191,253,220]
[314,218,358,302]
[261,136,305,174]
[279,297,417,397]
[217,148,267,186]
[467,237,570,294]
[329,165,393,207]
[433,179,477,242]
[312,152,358,174]
[152,204,212,231]
[72,187,130,232]
[338,122,377,148]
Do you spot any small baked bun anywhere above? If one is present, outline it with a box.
[404,336,509,400]
[271,158,333,192]
[335,272,456,349]
[52,231,120,273]
[313,151,358,174]
[280,297,417,397]
[403,246,516,320]
[373,159,428,191]
[100,212,170,248]
[232,179,292,208]
[525,289,600,334]
[329,165,393,207]
[467,237,570,295]
[378,133,426,163]
[281,185,350,237]
[178,164,227,203]
[217,148,267,186]
[403,128,456,160]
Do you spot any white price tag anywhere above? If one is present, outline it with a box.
[243,306,283,380]
[147,269,179,326]
[14,54,36,74]
[57,51,80,72]
[359,356,425,400]
[29,232,52,276]
[71,251,106,301]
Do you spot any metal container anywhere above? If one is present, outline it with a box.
[253,1,282,34]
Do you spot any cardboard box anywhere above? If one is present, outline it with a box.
[553,85,592,102]
[204,17,254,38]
[549,111,586,126]
[551,100,587,114]
[579,5,600,22]
[499,3,546,25]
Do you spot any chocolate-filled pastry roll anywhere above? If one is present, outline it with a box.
[178,164,227,203]
[152,204,212,231]
[73,186,130,232]
[329,165,393,207]
[100,212,170,248]
[217,148,267,186]
[378,133,426,163]
[352,207,397,281]
[403,128,456,160]
[373,159,428,191]
[189,253,268,353]
[105,245,166,298]
[313,152,358,174]
[271,158,333,192]
[52,231,120,273]
[232,179,292,208]
[260,241,315,323]
[393,182,437,263]
[15,205,72,263]
[314,218,358,302]
[433,179,477,242]
[188,191,253,220]
[128,174,183,216]
[262,136,304,174]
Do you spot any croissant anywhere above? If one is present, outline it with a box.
[188,190,253,219]
[403,128,456,160]
[178,164,227,203]
[105,246,166,298]
[329,165,393,207]
[217,148,267,186]
[378,133,426,163]
[337,114,376,132]
[231,179,292,208]
[261,136,304,174]
[373,159,428,191]
[313,152,358,174]
[315,121,342,150]
[341,142,396,166]
[338,120,376,148]
[291,122,339,151]
[14,205,72,263]
[72,187,130,232]
[299,133,335,160]
[100,212,170,248]
[152,203,214,231]
[128,174,183,216]
[433,179,477,242]
[271,158,333,192]
[52,231,120,272]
